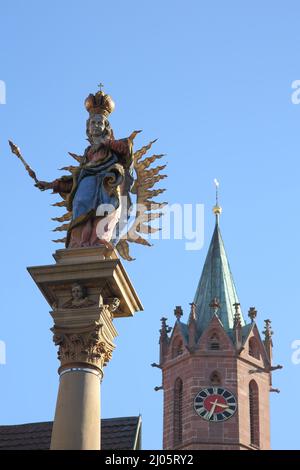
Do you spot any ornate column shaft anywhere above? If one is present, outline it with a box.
[28,246,142,450]
[50,301,117,449]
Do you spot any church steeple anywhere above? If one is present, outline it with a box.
[193,183,245,332]
[156,181,281,451]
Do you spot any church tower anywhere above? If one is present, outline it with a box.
[155,198,282,450]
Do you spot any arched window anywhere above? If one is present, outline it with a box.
[210,370,221,386]
[172,337,184,358]
[209,332,220,350]
[173,378,183,446]
[249,380,260,448]
[249,337,260,360]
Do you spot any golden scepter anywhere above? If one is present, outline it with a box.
[8,140,39,185]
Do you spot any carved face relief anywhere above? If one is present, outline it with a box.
[108,297,120,312]
[62,283,96,309]
[88,114,106,140]
[71,283,84,301]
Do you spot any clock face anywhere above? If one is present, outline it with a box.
[194,387,237,422]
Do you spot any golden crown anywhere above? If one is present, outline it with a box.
[84,85,115,118]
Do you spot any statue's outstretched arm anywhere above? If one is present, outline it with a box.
[52,178,73,194]
[35,181,53,191]
[35,178,72,193]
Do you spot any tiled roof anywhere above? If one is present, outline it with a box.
[0,416,141,450]
[101,416,141,450]
[0,422,52,450]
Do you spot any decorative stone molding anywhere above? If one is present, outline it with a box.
[28,247,141,375]
[27,246,142,451]
[51,303,118,374]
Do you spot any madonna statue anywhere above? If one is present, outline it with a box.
[10,85,167,260]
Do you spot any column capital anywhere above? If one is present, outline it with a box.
[28,246,142,375]
[51,304,117,374]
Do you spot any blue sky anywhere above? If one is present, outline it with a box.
[0,0,300,449]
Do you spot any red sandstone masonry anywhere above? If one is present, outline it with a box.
[162,321,271,450]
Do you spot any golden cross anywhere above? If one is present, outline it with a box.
[98,83,104,92]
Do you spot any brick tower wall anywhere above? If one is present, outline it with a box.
[162,351,271,450]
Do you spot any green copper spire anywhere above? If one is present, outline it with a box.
[193,182,245,332]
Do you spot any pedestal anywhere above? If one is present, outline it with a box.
[28,245,142,450]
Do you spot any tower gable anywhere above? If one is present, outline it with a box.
[197,314,235,354]
[240,323,271,369]
[166,321,189,362]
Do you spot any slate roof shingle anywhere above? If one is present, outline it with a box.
[0,416,141,450]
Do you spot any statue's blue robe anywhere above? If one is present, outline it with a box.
[72,154,121,221]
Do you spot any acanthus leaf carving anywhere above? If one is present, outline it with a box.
[51,319,115,371]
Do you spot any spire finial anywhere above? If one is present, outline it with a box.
[160,317,171,336]
[263,319,273,342]
[209,297,220,315]
[174,306,183,321]
[248,307,257,323]
[233,302,242,326]
[213,178,222,223]
[189,302,197,322]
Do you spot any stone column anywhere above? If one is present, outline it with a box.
[51,368,101,450]
[28,245,142,450]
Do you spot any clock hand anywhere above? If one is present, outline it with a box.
[208,400,218,419]
[207,400,230,418]
[212,402,229,409]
